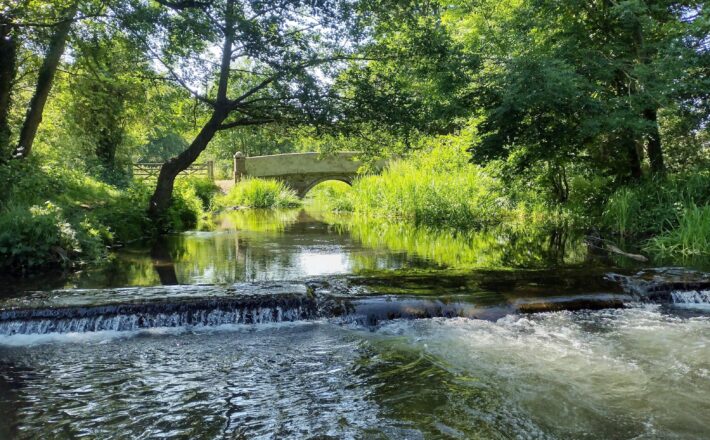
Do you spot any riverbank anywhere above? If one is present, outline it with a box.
[0,160,218,275]
[306,144,710,266]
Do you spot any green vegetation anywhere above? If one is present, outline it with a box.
[603,173,710,258]
[310,139,556,231]
[1,0,708,274]
[348,144,508,230]
[0,161,214,273]
[215,178,301,210]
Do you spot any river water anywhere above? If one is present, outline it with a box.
[0,208,708,439]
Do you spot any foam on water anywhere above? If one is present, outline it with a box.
[367,305,710,439]
[0,320,323,347]
[671,289,710,310]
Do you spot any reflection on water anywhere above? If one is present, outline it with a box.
[66,208,626,289]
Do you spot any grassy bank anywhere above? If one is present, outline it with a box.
[310,143,553,231]
[214,177,301,210]
[603,173,710,258]
[0,160,218,274]
[310,145,710,262]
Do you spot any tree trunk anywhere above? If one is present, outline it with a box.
[643,108,665,174]
[0,16,16,160]
[148,0,236,226]
[147,111,226,224]
[628,142,642,181]
[12,1,78,159]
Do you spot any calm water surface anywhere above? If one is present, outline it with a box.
[0,208,708,439]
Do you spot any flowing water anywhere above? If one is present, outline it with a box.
[0,208,709,439]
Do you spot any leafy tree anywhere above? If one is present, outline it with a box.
[445,0,709,184]
[136,0,365,224]
[0,6,17,160]
[66,26,150,179]
[11,0,80,159]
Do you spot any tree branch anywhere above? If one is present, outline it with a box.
[217,118,275,130]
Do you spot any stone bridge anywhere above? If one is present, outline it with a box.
[234,152,378,198]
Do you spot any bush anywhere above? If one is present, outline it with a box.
[176,176,219,210]
[0,202,102,272]
[215,178,301,209]
[0,161,213,274]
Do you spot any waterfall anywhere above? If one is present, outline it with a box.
[0,296,322,336]
[670,290,710,309]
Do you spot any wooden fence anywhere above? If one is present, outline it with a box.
[132,161,215,181]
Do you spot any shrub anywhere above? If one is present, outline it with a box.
[176,176,219,210]
[215,178,301,209]
[0,202,102,272]
[0,161,213,274]
[168,182,205,230]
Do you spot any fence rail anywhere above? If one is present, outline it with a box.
[132,161,214,181]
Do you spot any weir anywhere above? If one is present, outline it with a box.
[0,284,645,337]
[2,271,709,337]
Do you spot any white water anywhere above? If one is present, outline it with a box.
[1,305,709,438]
[366,305,710,439]
[0,305,315,338]
[671,289,710,310]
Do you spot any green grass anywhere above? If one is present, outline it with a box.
[215,177,301,209]
[312,143,514,231]
[603,172,710,259]
[645,205,710,258]
[603,173,710,236]
[306,181,354,211]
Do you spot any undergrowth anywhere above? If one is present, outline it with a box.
[0,160,216,274]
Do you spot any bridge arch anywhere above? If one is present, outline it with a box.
[299,176,353,198]
[234,152,379,198]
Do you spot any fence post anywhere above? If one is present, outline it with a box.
[207,160,214,181]
[234,152,246,183]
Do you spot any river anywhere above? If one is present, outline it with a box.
[0,208,708,439]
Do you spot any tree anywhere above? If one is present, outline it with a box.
[0,7,17,160]
[140,0,362,224]
[12,0,80,159]
[67,27,150,179]
[441,0,708,184]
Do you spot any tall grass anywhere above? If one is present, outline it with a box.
[603,188,640,237]
[306,181,353,211]
[603,172,710,259]
[645,205,710,257]
[342,143,510,230]
[603,172,710,237]
[215,177,300,209]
